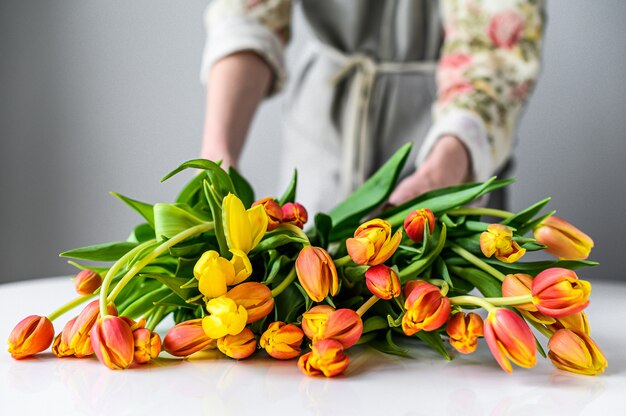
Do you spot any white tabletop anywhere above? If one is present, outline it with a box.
[0,277,624,416]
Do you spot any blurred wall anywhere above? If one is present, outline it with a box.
[1,1,624,284]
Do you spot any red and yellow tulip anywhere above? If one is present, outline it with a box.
[90,316,135,370]
[480,224,526,263]
[532,268,591,318]
[502,273,536,311]
[133,328,161,364]
[346,219,402,266]
[534,216,594,260]
[298,339,350,377]
[52,317,76,358]
[548,329,607,375]
[281,202,308,229]
[402,281,451,335]
[301,305,335,342]
[295,246,339,302]
[259,321,304,360]
[252,197,283,231]
[68,300,116,358]
[547,311,590,335]
[225,282,274,324]
[484,308,536,373]
[8,315,55,359]
[365,264,401,300]
[446,312,483,354]
[73,269,102,295]
[404,208,435,242]
[163,319,214,357]
[218,328,257,359]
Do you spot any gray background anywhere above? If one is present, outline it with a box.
[1,1,624,284]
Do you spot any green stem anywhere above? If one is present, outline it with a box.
[448,243,506,282]
[146,306,167,332]
[333,255,352,267]
[270,267,297,297]
[278,223,311,246]
[447,207,513,219]
[99,240,157,317]
[527,319,553,339]
[106,223,214,307]
[427,279,450,297]
[356,295,379,317]
[393,296,405,312]
[449,295,496,312]
[48,293,96,322]
[483,294,533,307]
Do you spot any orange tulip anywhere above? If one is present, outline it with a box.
[68,300,117,358]
[547,311,590,335]
[74,269,103,295]
[532,268,591,318]
[281,202,308,229]
[319,309,363,348]
[163,319,214,357]
[301,305,335,341]
[446,312,484,354]
[8,315,55,359]
[259,321,304,360]
[295,246,339,302]
[502,274,536,311]
[402,281,451,335]
[534,216,594,260]
[225,282,274,324]
[404,208,435,242]
[90,316,134,370]
[298,339,350,377]
[133,328,162,364]
[218,328,257,359]
[365,264,401,300]
[480,224,526,263]
[52,317,77,358]
[346,219,402,265]
[484,308,536,373]
[253,197,283,231]
[548,329,607,375]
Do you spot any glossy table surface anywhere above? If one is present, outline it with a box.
[1,277,624,416]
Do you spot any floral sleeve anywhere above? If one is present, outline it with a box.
[200,0,292,95]
[417,0,545,182]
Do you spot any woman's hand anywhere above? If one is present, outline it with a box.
[388,135,471,206]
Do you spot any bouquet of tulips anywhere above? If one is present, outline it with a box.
[7,143,607,377]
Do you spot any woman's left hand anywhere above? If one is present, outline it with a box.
[388,135,471,206]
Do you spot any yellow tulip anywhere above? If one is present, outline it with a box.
[202,296,248,339]
[223,193,268,254]
[194,249,252,299]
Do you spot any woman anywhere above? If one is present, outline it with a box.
[199,0,544,213]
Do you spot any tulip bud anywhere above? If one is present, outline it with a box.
[532,268,591,318]
[52,317,77,358]
[548,329,607,375]
[446,312,484,354]
[547,311,590,335]
[480,224,526,263]
[8,315,55,359]
[404,208,435,242]
[502,274,536,311]
[298,339,350,377]
[534,216,594,260]
[68,300,117,358]
[225,282,274,324]
[73,269,102,295]
[281,202,308,229]
[90,316,134,370]
[163,319,214,357]
[253,197,283,231]
[259,321,304,360]
[202,296,248,339]
[320,309,363,348]
[402,281,451,335]
[301,305,335,341]
[365,265,401,300]
[218,328,257,359]
[346,219,402,265]
[194,250,234,299]
[133,328,162,364]
[295,246,339,302]
[484,308,536,373]
[403,279,428,298]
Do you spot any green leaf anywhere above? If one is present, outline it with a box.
[250,234,308,254]
[399,224,447,283]
[60,241,138,261]
[278,170,297,205]
[229,167,255,208]
[162,159,234,201]
[141,273,200,302]
[111,192,155,226]
[449,266,502,298]
[440,214,466,229]
[414,330,451,360]
[168,237,210,258]
[119,287,172,319]
[516,210,556,235]
[175,257,198,278]
[153,292,198,310]
[67,261,109,275]
[370,330,412,358]
[482,258,599,275]
[153,203,210,240]
[434,256,453,288]
[310,213,332,248]
[128,223,156,243]
[203,181,229,257]
[176,171,208,205]
[502,197,551,228]
[362,316,389,334]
